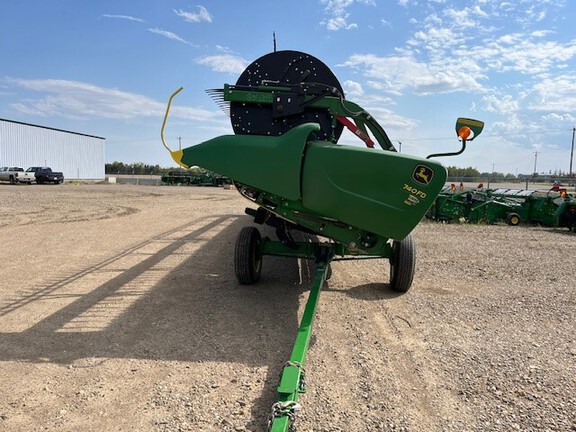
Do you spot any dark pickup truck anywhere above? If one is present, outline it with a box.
[26,167,65,184]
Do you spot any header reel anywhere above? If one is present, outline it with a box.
[226,50,344,141]
[206,50,395,151]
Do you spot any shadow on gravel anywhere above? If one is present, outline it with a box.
[0,214,312,426]
[329,282,405,301]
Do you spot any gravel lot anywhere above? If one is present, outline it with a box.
[0,183,574,432]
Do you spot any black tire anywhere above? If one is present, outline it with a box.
[506,213,520,226]
[389,234,416,292]
[234,226,262,285]
[9,176,16,185]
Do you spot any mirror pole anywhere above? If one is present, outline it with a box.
[426,138,467,159]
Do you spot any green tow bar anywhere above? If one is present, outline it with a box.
[267,246,332,432]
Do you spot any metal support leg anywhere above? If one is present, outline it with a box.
[267,245,332,432]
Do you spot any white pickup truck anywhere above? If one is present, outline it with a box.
[0,166,36,184]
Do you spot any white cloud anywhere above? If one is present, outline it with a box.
[196,54,248,74]
[324,16,358,31]
[174,6,213,23]
[529,75,576,112]
[443,5,488,27]
[148,28,195,46]
[541,112,576,124]
[339,53,486,95]
[400,2,576,78]
[343,80,364,98]
[362,106,415,130]
[466,34,576,75]
[4,78,218,122]
[408,26,464,56]
[101,14,144,23]
[482,94,520,114]
[320,0,374,31]
[216,45,236,54]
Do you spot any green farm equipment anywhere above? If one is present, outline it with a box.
[517,188,576,230]
[161,169,230,186]
[427,185,576,231]
[161,50,484,430]
[427,188,525,225]
[160,170,193,185]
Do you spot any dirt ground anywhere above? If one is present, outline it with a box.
[0,183,574,432]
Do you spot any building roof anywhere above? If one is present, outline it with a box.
[0,117,105,140]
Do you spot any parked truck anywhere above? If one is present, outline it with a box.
[0,166,36,184]
[26,166,64,184]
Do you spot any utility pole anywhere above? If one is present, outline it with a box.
[397,141,402,153]
[570,127,575,178]
[533,151,538,176]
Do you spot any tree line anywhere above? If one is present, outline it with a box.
[447,166,573,181]
[446,166,516,180]
[105,161,181,175]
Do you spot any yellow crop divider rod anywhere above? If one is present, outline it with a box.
[161,87,187,167]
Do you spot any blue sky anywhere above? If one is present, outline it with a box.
[2,0,575,176]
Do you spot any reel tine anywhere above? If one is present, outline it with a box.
[206,89,230,117]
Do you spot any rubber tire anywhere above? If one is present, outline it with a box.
[234,226,263,285]
[506,213,520,226]
[389,234,416,292]
[9,176,16,185]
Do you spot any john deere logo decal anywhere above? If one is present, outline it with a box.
[412,165,434,185]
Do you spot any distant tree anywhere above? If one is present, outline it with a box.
[446,166,480,180]
[106,161,126,174]
[105,162,182,175]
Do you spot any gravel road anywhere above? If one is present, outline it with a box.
[0,183,574,431]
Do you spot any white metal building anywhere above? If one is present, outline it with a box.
[0,118,105,180]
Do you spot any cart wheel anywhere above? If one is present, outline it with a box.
[389,234,416,292]
[506,213,520,226]
[234,226,263,285]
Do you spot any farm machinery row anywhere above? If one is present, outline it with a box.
[160,49,485,431]
[160,169,231,187]
[426,185,576,231]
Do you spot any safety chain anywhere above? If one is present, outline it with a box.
[284,361,307,393]
[266,401,301,432]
